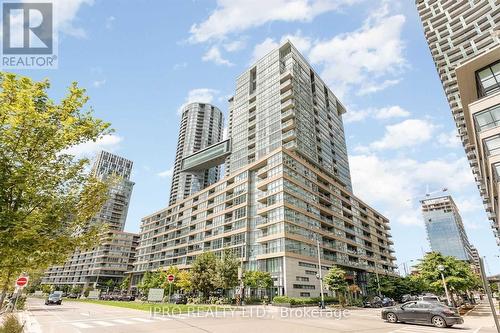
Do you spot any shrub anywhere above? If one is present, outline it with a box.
[15,296,26,310]
[0,314,23,333]
[272,296,292,304]
[187,296,202,304]
[243,297,262,305]
[272,296,338,306]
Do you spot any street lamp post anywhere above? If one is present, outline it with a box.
[437,264,452,306]
[316,239,325,309]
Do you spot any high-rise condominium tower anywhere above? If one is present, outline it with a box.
[91,150,134,231]
[133,41,396,297]
[421,196,473,261]
[169,102,224,205]
[42,151,138,287]
[416,0,500,243]
[226,42,351,191]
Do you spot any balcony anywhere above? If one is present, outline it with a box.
[280,89,293,102]
[280,78,292,93]
[281,98,295,112]
[281,119,295,131]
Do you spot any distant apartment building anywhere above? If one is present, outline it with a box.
[42,151,138,287]
[415,0,500,243]
[132,41,396,297]
[169,103,224,205]
[421,196,473,261]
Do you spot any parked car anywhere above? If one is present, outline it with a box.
[382,301,463,328]
[364,296,395,308]
[117,294,135,301]
[418,295,443,304]
[67,293,79,299]
[401,294,417,303]
[170,293,187,304]
[45,293,62,305]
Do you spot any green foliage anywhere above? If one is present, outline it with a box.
[71,286,83,294]
[84,286,94,297]
[243,271,273,289]
[215,250,239,290]
[410,252,481,295]
[190,252,217,297]
[15,295,26,310]
[272,296,338,305]
[0,73,112,303]
[324,266,348,293]
[0,314,23,333]
[41,285,52,294]
[366,274,425,300]
[119,276,130,291]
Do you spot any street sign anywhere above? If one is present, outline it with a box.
[167,274,175,283]
[16,276,28,288]
[148,288,164,302]
[87,290,100,300]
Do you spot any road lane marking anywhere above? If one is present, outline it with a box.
[94,321,115,327]
[80,312,90,316]
[71,322,93,329]
[155,317,173,321]
[131,317,154,323]
[112,319,134,325]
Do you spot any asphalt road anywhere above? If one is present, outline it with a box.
[19,298,499,333]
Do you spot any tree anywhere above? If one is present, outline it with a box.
[411,252,481,302]
[190,252,217,298]
[177,270,193,293]
[120,276,130,292]
[215,250,239,292]
[324,266,348,305]
[366,274,425,301]
[0,73,112,305]
[243,271,273,289]
[324,266,348,293]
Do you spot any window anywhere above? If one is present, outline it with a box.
[485,135,500,156]
[494,163,500,181]
[474,104,500,131]
[476,61,500,97]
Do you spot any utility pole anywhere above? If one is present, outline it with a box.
[437,264,452,306]
[316,240,325,309]
[375,270,382,297]
[480,257,500,333]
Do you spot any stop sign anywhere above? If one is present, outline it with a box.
[167,274,175,283]
[16,277,28,288]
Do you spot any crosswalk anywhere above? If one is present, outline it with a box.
[68,313,198,329]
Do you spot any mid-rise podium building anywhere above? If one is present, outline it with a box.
[132,41,396,297]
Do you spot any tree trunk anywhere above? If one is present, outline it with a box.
[0,268,14,307]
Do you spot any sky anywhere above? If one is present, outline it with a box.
[5,0,500,274]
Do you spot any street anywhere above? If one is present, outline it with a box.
[18,298,500,333]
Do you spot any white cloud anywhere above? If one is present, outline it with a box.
[369,119,436,150]
[105,15,115,30]
[223,40,246,52]
[308,5,406,97]
[250,32,312,64]
[189,0,360,43]
[374,106,410,119]
[53,0,95,38]
[202,46,234,66]
[344,105,410,123]
[62,134,123,158]
[177,88,219,115]
[92,79,106,88]
[437,129,461,148]
[250,38,279,64]
[157,167,174,178]
[173,62,188,70]
[349,154,476,226]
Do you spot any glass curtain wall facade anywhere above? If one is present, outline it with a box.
[226,41,351,191]
[421,196,473,261]
[416,0,500,243]
[169,103,224,205]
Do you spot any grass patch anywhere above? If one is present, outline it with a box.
[68,299,236,313]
